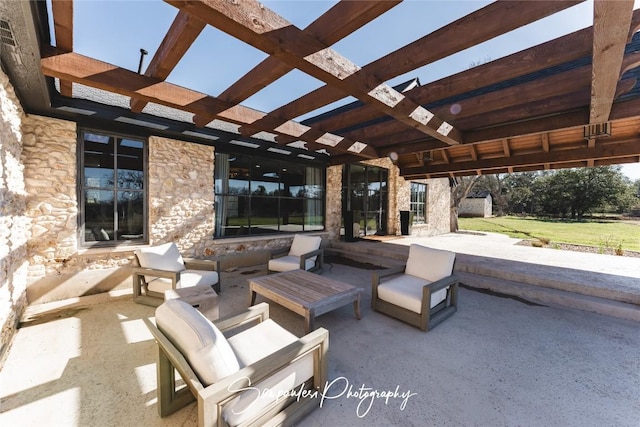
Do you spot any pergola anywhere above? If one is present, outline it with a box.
[3,0,640,178]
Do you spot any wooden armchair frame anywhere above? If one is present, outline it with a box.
[371,263,459,331]
[133,256,221,307]
[144,303,329,427]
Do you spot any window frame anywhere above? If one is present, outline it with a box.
[78,128,148,248]
[410,182,428,225]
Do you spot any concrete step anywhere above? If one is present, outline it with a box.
[325,245,405,269]
[456,271,640,322]
[455,254,640,305]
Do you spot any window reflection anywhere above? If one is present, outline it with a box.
[214,154,324,238]
[81,130,146,245]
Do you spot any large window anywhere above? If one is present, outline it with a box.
[410,182,427,224]
[80,130,146,246]
[214,153,325,238]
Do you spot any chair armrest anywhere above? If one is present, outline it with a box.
[213,302,270,333]
[183,258,219,272]
[132,267,180,282]
[270,246,290,259]
[299,248,324,270]
[371,265,406,287]
[423,274,458,294]
[198,327,329,424]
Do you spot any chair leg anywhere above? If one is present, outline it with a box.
[156,347,196,417]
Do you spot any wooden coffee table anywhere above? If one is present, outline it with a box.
[249,270,361,333]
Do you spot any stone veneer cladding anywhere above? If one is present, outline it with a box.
[0,69,29,361]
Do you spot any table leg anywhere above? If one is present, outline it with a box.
[250,290,257,306]
[305,310,314,334]
[353,293,361,320]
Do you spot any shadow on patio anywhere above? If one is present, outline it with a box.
[1,258,639,426]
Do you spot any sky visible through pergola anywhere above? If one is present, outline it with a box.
[46,0,640,179]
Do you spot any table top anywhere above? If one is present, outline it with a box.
[249,270,359,309]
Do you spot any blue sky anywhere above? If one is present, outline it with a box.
[50,0,640,180]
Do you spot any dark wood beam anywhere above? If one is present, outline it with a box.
[377,93,640,158]
[401,138,640,178]
[169,0,465,146]
[309,7,640,134]
[51,0,73,97]
[590,0,634,123]
[40,47,378,159]
[341,52,640,143]
[192,0,400,126]
[130,11,206,113]
[241,0,584,131]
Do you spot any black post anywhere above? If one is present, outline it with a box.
[344,210,356,242]
[400,210,411,235]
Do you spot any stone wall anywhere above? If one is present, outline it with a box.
[0,69,29,362]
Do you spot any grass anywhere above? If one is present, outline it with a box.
[458,216,640,252]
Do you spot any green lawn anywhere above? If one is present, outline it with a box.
[458,216,640,252]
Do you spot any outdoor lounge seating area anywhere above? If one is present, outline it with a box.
[1,253,639,426]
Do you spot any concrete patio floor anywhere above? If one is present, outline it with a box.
[1,235,639,426]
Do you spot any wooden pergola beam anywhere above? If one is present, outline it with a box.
[309,6,640,134]
[244,0,584,133]
[340,51,640,144]
[40,48,379,159]
[130,10,206,113]
[51,0,73,97]
[168,0,463,146]
[589,0,635,123]
[400,138,640,178]
[192,0,400,126]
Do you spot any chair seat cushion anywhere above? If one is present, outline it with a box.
[268,255,315,272]
[378,274,448,314]
[147,270,219,293]
[223,320,313,426]
[155,299,239,385]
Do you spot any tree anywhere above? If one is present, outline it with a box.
[535,166,629,219]
[450,175,480,232]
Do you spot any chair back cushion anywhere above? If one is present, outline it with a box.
[156,299,240,385]
[135,242,186,272]
[288,234,321,261]
[405,244,455,282]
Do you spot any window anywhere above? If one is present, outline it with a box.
[410,182,427,224]
[341,163,388,236]
[80,130,147,246]
[214,153,325,238]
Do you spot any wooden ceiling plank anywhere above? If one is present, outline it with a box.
[167,0,463,146]
[400,139,640,177]
[237,0,584,132]
[40,48,377,159]
[590,0,635,123]
[193,1,400,126]
[51,0,73,97]
[130,11,206,113]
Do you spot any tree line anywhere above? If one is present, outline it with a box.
[451,166,640,229]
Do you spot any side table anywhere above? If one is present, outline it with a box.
[164,284,219,321]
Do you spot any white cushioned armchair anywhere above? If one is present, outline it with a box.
[371,244,458,331]
[268,234,324,273]
[132,242,220,306]
[145,300,329,427]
